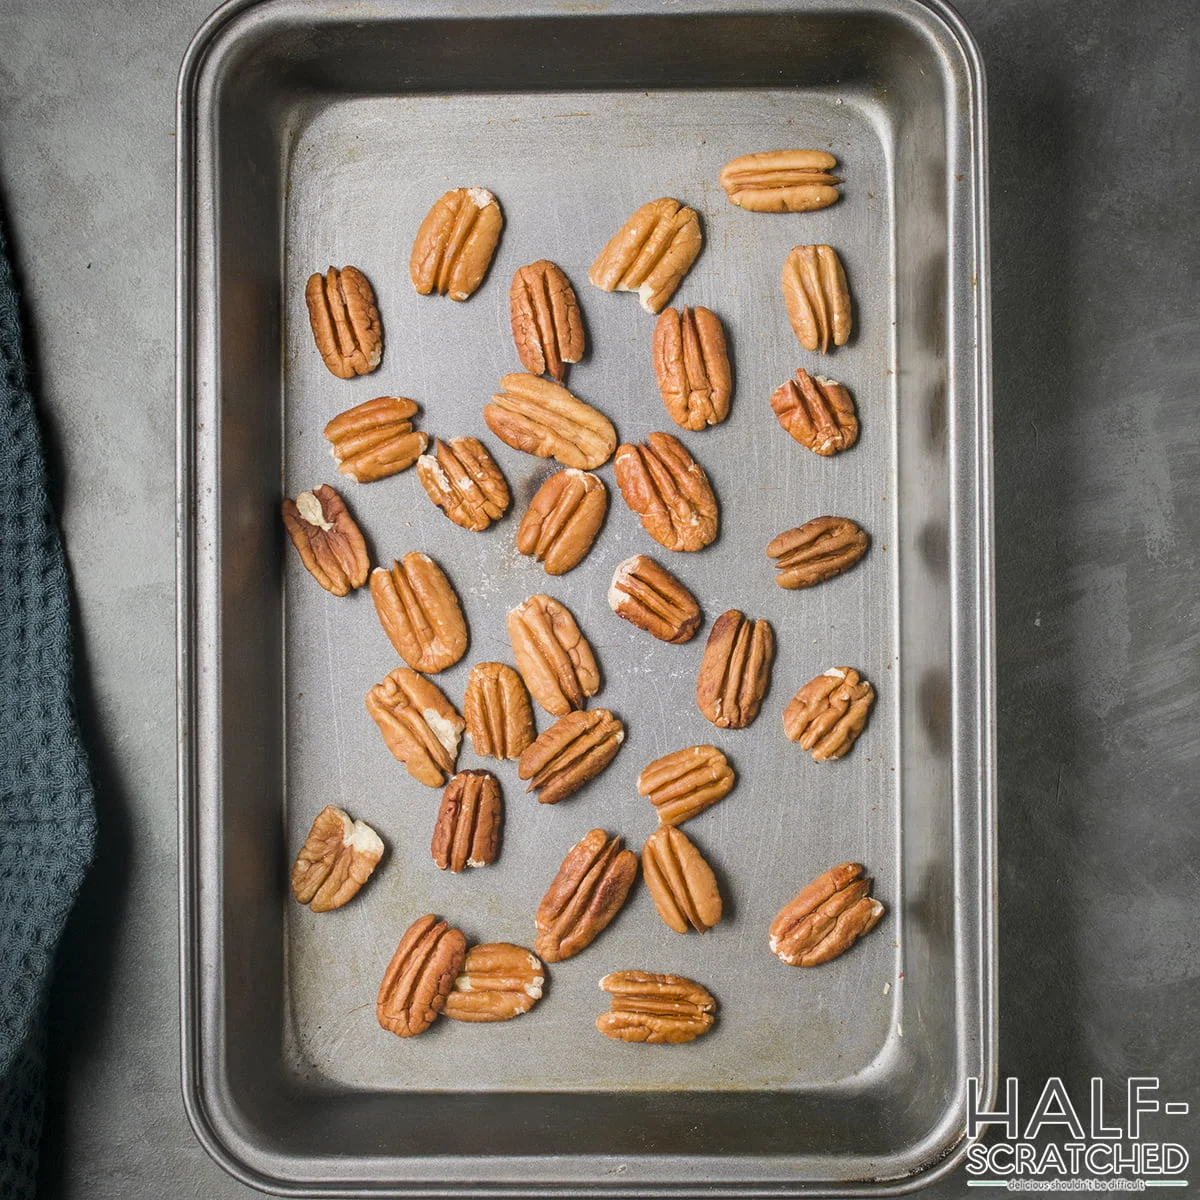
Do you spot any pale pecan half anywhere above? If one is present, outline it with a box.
[637,745,736,827]
[535,828,638,962]
[377,914,467,1037]
[323,396,427,483]
[416,437,511,532]
[641,826,722,935]
[613,432,718,552]
[518,709,624,805]
[365,667,464,787]
[696,610,775,729]
[771,368,859,456]
[281,484,369,596]
[767,516,869,589]
[769,863,885,967]
[652,306,732,431]
[443,943,545,1023]
[369,553,468,674]
[510,259,585,382]
[516,469,608,576]
[719,150,842,213]
[607,555,700,644]
[431,770,502,872]
[305,265,383,378]
[484,373,617,471]
[589,197,703,314]
[782,667,875,761]
[781,244,852,353]
[507,594,600,717]
[291,806,384,912]
[463,662,535,761]
[410,186,503,300]
[596,971,716,1044]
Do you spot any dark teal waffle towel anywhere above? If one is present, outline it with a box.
[0,218,95,1198]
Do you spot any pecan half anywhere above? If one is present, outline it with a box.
[410,186,503,301]
[641,826,722,934]
[769,863,885,966]
[613,432,718,552]
[637,745,736,827]
[507,594,600,717]
[463,662,535,761]
[291,806,384,912]
[608,555,700,644]
[431,770,502,872]
[696,610,775,729]
[652,306,732,431]
[305,265,383,378]
[416,437,510,532]
[516,469,607,576]
[377,914,467,1037]
[510,259,585,382]
[519,709,624,805]
[588,197,703,314]
[771,368,859,456]
[484,373,617,471]
[767,516,869,589]
[782,667,876,761]
[781,244,852,353]
[535,828,638,962]
[596,971,716,1044]
[719,150,842,213]
[369,553,468,674]
[323,396,427,483]
[281,484,369,596]
[443,943,545,1023]
[365,668,464,787]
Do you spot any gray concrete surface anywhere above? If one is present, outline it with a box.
[0,0,1196,1196]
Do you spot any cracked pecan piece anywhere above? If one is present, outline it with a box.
[410,186,503,300]
[720,149,842,213]
[613,432,718,552]
[535,828,638,962]
[377,914,467,1037]
[652,306,732,431]
[416,437,510,532]
[770,863,885,967]
[463,662,535,761]
[443,943,545,1023]
[510,259,585,382]
[516,469,607,576]
[518,709,624,805]
[641,826,722,935]
[782,667,876,761]
[431,770,502,873]
[638,745,736,827]
[369,553,468,674]
[365,667,464,787]
[485,373,617,471]
[507,594,600,717]
[771,368,859,457]
[696,610,775,730]
[305,265,383,378]
[323,396,427,483]
[596,971,716,1044]
[767,516,869,589]
[781,244,852,353]
[281,484,369,596]
[608,555,700,643]
[589,197,702,314]
[291,806,384,912]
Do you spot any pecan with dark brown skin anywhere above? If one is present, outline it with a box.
[410,187,503,300]
[291,806,384,912]
[416,437,510,532]
[431,770,502,872]
[324,396,427,484]
[696,610,774,729]
[281,484,369,596]
[782,667,875,761]
[462,662,535,761]
[510,260,585,382]
[596,971,716,1044]
[516,469,608,576]
[613,432,718,552]
[771,368,859,457]
[518,709,624,806]
[607,555,700,643]
[767,516,869,589]
[305,265,383,378]
[769,863,885,966]
[652,306,732,431]
[377,914,467,1037]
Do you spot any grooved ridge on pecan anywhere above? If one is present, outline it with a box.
[652,306,733,431]
[369,553,468,674]
[417,437,510,532]
[443,943,545,1023]
[377,914,467,1037]
[518,708,624,805]
[641,826,722,934]
[365,667,464,787]
[291,806,384,912]
[484,373,617,471]
[771,368,859,457]
[781,243,852,353]
[305,265,383,378]
[510,259,585,382]
[719,150,842,213]
[637,745,736,826]
[281,484,369,596]
[410,187,503,300]
[596,971,716,1044]
[613,432,718,553]
[507,594,600,717]
[782,667,876,761]
[431,770,502,872]
[516,469,608,576]
[696,610,775,729]
[769,863,885,966]
[767,516,869,589]
[608,555,701,643]
[463,662,535,761]
[323,396,427,483]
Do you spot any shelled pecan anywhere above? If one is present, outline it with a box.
[484,373,617,471]
[782,667,875,761]
[507,594,600,717]
[696,610,774,730]
[781,244,852,353]
[431,770,502,873]
[369,553,468,674]
[323,396,427,483]
[416,436,510,532]
[595,971,716,1044]
[766,516,869,589]
[641,826,722,934]
[442,943,545,1023]
[410,186,503,300]
[589,197,702,314]
[377,914,467,1037]
[771,368,859,456]
[613,432,718,552]
[463,662,535,761]
[637,745,736,827]
[719,150,842,212]
[290,806,384,913]
[510,259,585,382]
[304,265,382,378]
[281,484,369,597]
[652,306,732,431]
[518,709,624,805]
[607,555,700,643]
[365,667,464,787]
[516,469,608,576]
[769,863,885,967]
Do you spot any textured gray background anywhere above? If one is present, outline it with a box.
[0,0,1196,1196]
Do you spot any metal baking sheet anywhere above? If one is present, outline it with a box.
[177,0,994,1193]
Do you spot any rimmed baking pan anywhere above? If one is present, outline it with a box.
[177,0,994,1193]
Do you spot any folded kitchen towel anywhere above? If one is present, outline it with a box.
[0,216,96,1198]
